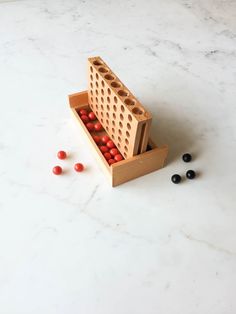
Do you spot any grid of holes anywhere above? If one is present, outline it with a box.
[89,63,139,159]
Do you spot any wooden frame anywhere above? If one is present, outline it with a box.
[69,91,168,187]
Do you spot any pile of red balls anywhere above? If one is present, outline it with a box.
[78,108,124,166]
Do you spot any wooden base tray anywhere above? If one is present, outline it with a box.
[69,91,168,187]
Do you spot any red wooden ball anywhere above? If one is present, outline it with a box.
[94,122,103,131]
[101,135,110,144]
[109,148,119,156]
[88,112,96,121]
[57,150,67,160]
[81,115,89,123]
[106,140,115,149]
[114,154,123,162]
[74,163,84,172]
[86,122,94,131]
[100,145,109,153]
[53,166,62,175]
[108,159,116,165]
[79,109,87,116]
[92,135,100,144]
[104,152,112,160]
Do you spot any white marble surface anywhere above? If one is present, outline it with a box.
[0,0,236,313]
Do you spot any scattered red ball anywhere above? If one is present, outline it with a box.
[81,115,90,123]
[79,109,87,116]
[100,145,109,153]
[57,150,67,160]
[108,159,116,165]
[74,163,84,172]
[110,148,119,156]
[52,165,62,175]
[104,152,112,160]
[106,140,115,149]
[86,122,94,131]
[88,112,96,121]
[92,135,100,144]
[114,154,123,162]
[101,135,110,144]
[94,122,103,131]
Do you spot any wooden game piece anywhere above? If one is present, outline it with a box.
[74,163,84,172]
[57,151,67,160]
[87,57,152,159]
[53,166,62,175]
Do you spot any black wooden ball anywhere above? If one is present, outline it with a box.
[182,153,192,162]
[171,174,182,184]
[186,170,196,179]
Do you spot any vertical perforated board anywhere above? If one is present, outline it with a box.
[87,57,152,159]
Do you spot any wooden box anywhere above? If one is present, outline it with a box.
[69,91,168,187]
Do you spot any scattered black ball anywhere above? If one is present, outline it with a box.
[171,174,182,184]
[182,153,192,162]
[186,170,196,179]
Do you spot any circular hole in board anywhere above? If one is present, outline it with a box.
[98,67,108,73]
[106,126,109,131]
[101,97,104,103]
[121,105,125,112]
[119,121,123,128]
[90,82,93,89]
[101,111,104,117]
[90,90,93,95]
[132,107,144,115]
[90,97,93,103]
[90,66,93,73]
[126,131,130,138]
[124,98,135,106]
[128,114,132,122]
[118,129,122,135]
[101,80,105,87]
[96,81,99,88]
[96,73,99,80]
[120,113,124,121]
[95,89,98,96]
[107,88,111,95]
[124,146,128,152]
[113,105,117,112]
[90,74,93,81]
[106,120,109,125]
[104,74,114,80]
[125,138,129,145]
[107,96,110,103]
[113,113,116,119]
[118,90,128,97]
[112,120,115,126]
[118,136,121,142]
[111,134,115,139]
[106,112,109,118]
[111,81,121,88]
[124,152,127,158]
[101,104,104,110]
[96,110,98,116]
[107,104,110,111]
[117,142,121,148]
[101,89,104,96]
[95,103,98,109]
[101,118,104,123]
[93,60,103,66]
[114,96,118,104]
[95,97,98,103]
[127,123,131,130]
[112,127,115,133]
